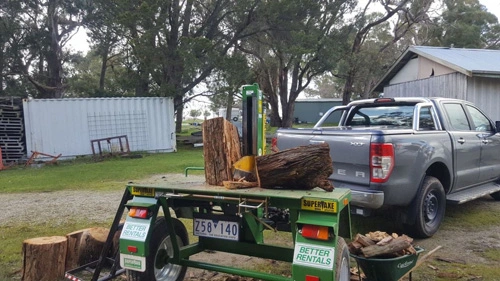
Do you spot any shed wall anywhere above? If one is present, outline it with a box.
[383,72,467,100]
[467,77,500,122]
[23,97,175,158]
[383,73,500,122]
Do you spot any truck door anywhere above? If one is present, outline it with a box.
[464,104,500,183]
[442,102,481,191]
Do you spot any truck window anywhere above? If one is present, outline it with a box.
[418,107,436,130]
[346,105,414,128]
[321,109,343,126]
[442,103,471,130]
[466,105,492,132]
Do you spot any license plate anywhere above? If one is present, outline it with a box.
[131,186,155,197]
[193,218,239,241]
[120,253,146,272]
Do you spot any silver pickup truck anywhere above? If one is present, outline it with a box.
[276,97,500,237]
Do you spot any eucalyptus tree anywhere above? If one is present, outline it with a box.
[91,0,264,133]
[427,0,500,49]
[339,0,433,104]
[1,0,86,98]
[239,0,355,128]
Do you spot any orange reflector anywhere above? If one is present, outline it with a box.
[343,198,349,206]
[129,207,149,219]
[301,225,329,241]
[305,275,320,281]
[127,245,138,253]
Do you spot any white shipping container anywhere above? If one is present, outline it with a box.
[23,97,176,159]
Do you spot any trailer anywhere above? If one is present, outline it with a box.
[65,84,353,281]
[66,181,352,281]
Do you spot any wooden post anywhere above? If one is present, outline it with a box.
[256,143,334,191]
[22,236,67,281]
[202,117,241,186]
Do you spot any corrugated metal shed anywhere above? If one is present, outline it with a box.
[374,46,500,92]
[23,97,176,158]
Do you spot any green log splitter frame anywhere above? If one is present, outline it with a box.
[119,182,352,281]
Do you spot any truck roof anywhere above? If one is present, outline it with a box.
[347,97,467,106]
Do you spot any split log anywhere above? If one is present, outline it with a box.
[22,236,67,281]
[203,117,242,186]
[361,235,413,258]
[256,143,334,191]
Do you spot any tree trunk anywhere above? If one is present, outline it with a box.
[22,236,67,281]
[203,117,242,186]
[174,95,184,133]
[77,227,109,265]
[256,143,334,191]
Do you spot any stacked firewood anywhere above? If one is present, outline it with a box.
[348,231,417,258]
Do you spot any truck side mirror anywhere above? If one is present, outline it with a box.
[496,121,500,132]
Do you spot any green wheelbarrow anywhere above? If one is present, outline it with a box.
[350,246,425,281]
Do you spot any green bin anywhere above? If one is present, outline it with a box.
[350,246,424,281]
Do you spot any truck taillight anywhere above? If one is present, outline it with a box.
[370,143,394,183]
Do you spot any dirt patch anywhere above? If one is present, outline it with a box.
[3,174,500,280]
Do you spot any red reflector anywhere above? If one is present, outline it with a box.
[305,275,320,281]
[129,207,149,219]
[127,245,138,253]
[301,225,329,240]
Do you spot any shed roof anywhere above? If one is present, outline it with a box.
[373,46,500,92]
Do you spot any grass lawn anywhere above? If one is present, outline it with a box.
[0,146,205,193]
[0,145,205,280]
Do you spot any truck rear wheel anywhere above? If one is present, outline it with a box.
[336,237,350,281]
[127,217,188,281]
[408,176,446,238]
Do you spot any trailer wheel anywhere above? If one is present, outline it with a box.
[127,217,188,281]
[408,176,446,238]
[336,237,350,281]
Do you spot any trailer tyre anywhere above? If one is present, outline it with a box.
[408,176,446,238]
[336,237,350,281]
[127,217,188,281]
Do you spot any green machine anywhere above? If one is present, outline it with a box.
[117,183,352,281]
[65,83,352,281]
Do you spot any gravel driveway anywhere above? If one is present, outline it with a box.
[3,174,500,280]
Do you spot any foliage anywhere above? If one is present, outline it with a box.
[2,0,500,130]
[427,0,500,49]
[240,0,356,127]
[0,0,87,98]
[189,109,202,119]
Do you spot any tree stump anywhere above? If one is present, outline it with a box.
[203,117,242,186]
[256,143,334,191]
[22,236,67,281]
[77,227,109,265]
[65,229,87,271]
